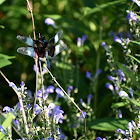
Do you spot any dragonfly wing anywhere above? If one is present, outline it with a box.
[53,43,67,57]
[48,30,63,46]
[17,47,35,57]
[17,35,36,47]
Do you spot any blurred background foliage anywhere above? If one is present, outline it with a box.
[0,0,133,138]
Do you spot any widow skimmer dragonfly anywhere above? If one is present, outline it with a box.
[17,30,67,70]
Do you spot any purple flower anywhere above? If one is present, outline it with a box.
[53,107,64,124]
[86,71,92,79]
[27,90,32,99]
[127,32,132,39]
[101,42,108,51]
[109,31,115,37]
[3,106,12,113]
[105,83,114,91]
[94,69,102,79]
[129,87,133,97]
[115,86,119,91]
[67,86,73,96]
[118,91,129,99]
[132,0,140,7]
[114,36,122,44]
[55,88,64,98]
[87,94,93,105]
[44,18,56,28]
[118,109,122,118]
[96,137,106,140]
[46,85,55,93]
[81,35,87,46]
[116,128,126,135]
[80,111,87,118]
[126,10,138,21]
[9,82,18,91]
[20,81,25,92]
[37,90,42,98]
[48,103,55,110]
[77,35,87,47]
[108,76,114,82]
[126,38,130,45]
[118,69,126,81]
[33,64,39,73]
[34,104,42,115]
[0,125,6,135]
[77,37,81,47]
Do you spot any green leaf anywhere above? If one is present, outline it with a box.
[0,25,4,29]
[0,54,15,60]
[82,0,127,18]
[87,118,129,131]
[126,54,140,64]
[130,99,140,107]
[0,0,6,5]
[130,40,140,45]
[115,61,140,87]
[0,113,13,139]
[111,102,129,108]
[0,57,12,68]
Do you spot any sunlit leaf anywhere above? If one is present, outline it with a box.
[0,57,12,68]
[0,0,6,5]
[0,25,4,29]
[0,113,13,139]
[87,118,129,131]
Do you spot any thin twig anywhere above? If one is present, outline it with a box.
[46,68,87,140]
[0,70,29,135]
[26,0,38,116]
[39,60,47,131]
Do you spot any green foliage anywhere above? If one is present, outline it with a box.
[87,118,129,131]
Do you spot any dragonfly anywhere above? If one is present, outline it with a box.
[17,30,67,70]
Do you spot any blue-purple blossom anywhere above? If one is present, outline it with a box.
[126,10,138,21]
[118,69,126,81]
[87,94,93,105]
[129,87,133,97]
[20,81,25,92]
[80,111,87,118]
[80,99,86,107]
[109,31,115,37]
[115,86,119,91]
[101,42,109,51]
[96,137,106,140]
[81,35,87,46]
[53,106,64,124]
[77,35,87,47]
[3,106,14,114]
[116,128,126,136]
[118,91,129,99]
[94,69,102,79]
[105,83,115,94]
[44,18,56,28]
[77,37,81,47]
[34,104,42,115]
[118,109,122,118]
[108,75,114,82]
[0,125,6,135]
[9,82,18,91]
[132,0,140,7]
[114,36,122,44]
[46,85,55,93]
[67,85,73,96]
[17,102,21,110]
[55,88,64,98]
[86,71,92,79]
[33,64,39,73]
[127,121,136,137]
[127,32,132,39]
[48,103,55,110]
[126,38,130,45]
[27,90,32,99]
